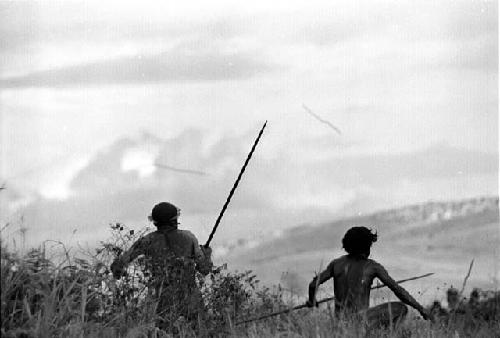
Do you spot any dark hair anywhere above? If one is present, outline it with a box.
[342,226,378,255]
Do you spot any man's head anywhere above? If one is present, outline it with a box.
[469,288,480,306]
[342,226,378,257]
[447,287,459,309]
[150,202,180,227]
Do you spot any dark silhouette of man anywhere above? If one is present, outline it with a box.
[111,202,213,329]
[446,287,461,312]
[306,226,431,328]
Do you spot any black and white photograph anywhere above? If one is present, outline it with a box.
[0,1,498,336]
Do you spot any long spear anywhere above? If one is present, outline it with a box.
[205,121,268,248]
[236,272,434,325]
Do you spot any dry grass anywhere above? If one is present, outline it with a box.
[1,223,499,337]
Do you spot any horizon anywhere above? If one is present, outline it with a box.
[1,0,498,249]
[1,193,497,255]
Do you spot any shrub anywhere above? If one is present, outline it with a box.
[2,223,499,337]
[1,224,286,337]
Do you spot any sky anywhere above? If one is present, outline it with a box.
[0,0,498,249]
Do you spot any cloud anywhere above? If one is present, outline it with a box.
[285,1,497,74]
[67,128,271,212]
[0,44,276,88]
[1,1,496,84]
[295,1,497,46]
[10,128,276,246]
[311,143,498,189]
[9,128,497,250]
[0,1,247,51]
[437,34,498,71]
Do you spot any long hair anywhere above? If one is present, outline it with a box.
[342,227,378,255]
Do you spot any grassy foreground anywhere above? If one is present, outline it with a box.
[1,224,499,337]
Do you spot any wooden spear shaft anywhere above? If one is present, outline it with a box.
[236,272,434,325]
[205,121,268,248]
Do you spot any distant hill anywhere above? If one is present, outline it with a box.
[223,196,499,303]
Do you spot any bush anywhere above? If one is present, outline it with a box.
[1,223,286,337]
[2,223,499,337]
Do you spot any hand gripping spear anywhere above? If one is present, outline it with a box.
[204,121,268,248]
[236,272,434,325]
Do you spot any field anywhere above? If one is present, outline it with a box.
[1,197,499,337]
[226,197,500,305]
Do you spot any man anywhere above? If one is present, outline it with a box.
[111,202,213,328]
[306,226,431,328]
[428,300,448,319]
[446,287,461,312]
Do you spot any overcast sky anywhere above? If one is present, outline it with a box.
[0,0,497,248]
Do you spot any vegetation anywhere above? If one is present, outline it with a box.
[1,223,499,337]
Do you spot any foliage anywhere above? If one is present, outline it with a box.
[1,222,499,337]
[0,223,285,337]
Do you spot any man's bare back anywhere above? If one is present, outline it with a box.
[307,227,430,327]
[310,254,425,314]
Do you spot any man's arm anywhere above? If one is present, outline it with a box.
[110,237,146,278]
[190,233,213,275]
[307,262,334,307]
[374,263,430,319]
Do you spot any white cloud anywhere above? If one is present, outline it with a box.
[1,0,497,249]
[5,128,497,249]
[40,157,90,200]
[0,46,276,88]
[121,148,158,178]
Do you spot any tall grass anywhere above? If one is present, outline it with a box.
[1,223,499,337]
[1,223,286,337]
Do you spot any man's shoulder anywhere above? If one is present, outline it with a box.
[174,229,199,242]
[137,231,161,244]
[366,258,385,271]
[126,231,159,252]
[332,254,379,265]
[367,258,381,265]
[328,255,347,270]
[332,255,349,264]
[176,229,195,237]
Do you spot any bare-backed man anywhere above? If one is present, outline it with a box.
[306,226,431,328]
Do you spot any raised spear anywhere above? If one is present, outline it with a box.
[205,121,268,248]
[236,272,434,325]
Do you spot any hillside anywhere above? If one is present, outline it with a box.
[223,196,499,303]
